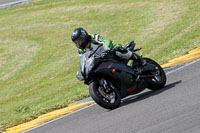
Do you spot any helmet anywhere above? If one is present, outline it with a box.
[71,27,90,49]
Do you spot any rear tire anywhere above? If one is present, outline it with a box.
[143,58,166,90]
[89,81,121,109]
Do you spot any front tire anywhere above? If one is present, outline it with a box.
[89,81,121,109]
[143,58,166,90]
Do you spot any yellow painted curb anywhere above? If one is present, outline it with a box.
[3,101,94,133]
[161,46,200,68]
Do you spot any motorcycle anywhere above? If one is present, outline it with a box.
[77,41,166,109]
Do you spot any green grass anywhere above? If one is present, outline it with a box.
[0,0,200,131]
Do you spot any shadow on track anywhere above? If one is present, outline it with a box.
[120,80,182,108]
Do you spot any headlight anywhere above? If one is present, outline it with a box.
[86,57,95,76]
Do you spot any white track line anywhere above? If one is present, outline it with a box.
[22,103,96,133]
[166,58,200,75]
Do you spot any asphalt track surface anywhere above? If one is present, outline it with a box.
[0,0,19,4]
[24,59,200,133]
[0,0,33,8]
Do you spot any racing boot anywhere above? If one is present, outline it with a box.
[131,52,145,67]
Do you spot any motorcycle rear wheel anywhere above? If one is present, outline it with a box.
[89,81,121,109]
[143,58,166,90]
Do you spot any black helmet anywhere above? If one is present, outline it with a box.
[71,27,90,49]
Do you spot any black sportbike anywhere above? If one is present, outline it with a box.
[77,41,166,109]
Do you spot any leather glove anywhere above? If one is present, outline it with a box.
[101,49,111,57]
[112,46,128,54]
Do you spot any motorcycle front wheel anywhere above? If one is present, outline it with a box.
[89,80,121,109]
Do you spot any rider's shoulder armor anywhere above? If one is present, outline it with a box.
[89,34,104,44]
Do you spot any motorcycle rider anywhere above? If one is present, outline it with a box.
[71,27,144,80]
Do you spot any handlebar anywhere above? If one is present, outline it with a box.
[88,43,141,59]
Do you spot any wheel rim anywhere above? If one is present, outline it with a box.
[151,67,162,82]
[97,86,116,103]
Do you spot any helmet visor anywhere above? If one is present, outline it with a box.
[74,36,85,49]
